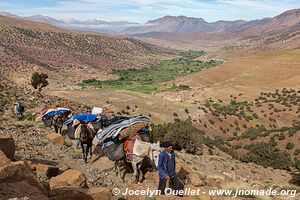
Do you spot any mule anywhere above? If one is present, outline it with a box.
[67,118,105,139]
[76,124,96,163]
[53,116,65,135]
[95,138,160,183]
[130,140,160,183]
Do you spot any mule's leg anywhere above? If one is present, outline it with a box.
[89,141,93,159]
[117,161,123,181]
[121,159,127,182]
[81,142,87,163]
[86,143,90,163]
[131,162,139,184]
[87,142,93,162]
[54,125,58,133]
[114,161,118,173]
[138,162,144,183]
[114,161,123,182]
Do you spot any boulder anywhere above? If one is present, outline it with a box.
[49,186,111,200]
[49,169,87,189]
[0,149,11,167]
[87,187,111,200]
[0,133,15,160]
[0,161,48,199]
[188,172,205,187]
[204,174,225,187]
[49,187,91,200]
[35,163,59,178]
[89,156,114,172]
[57,163,70,173]
[47,133,64,145]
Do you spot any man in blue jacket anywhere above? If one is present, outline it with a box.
[158,141,183,195]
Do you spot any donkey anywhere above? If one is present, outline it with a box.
[76,124,95,163]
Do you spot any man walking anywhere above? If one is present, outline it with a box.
[14,102,24,120]
[158,141,183,195]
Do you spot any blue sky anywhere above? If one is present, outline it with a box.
[0,0,300,23]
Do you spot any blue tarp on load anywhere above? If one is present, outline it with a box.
[42,109,71,120]
[64,114,98,125]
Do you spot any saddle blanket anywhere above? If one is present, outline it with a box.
[124,134,142,161]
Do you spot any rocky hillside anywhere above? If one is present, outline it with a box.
[0,15,175,87]
[1,66,300,200]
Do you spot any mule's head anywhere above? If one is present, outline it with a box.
[79,124,89,143]
[151,141,161,169]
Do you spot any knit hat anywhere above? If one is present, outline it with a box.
[163,141,173,148]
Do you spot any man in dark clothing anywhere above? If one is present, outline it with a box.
[158,141,183,195]
[14,102,24,120]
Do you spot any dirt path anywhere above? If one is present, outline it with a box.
[46,88,192,124]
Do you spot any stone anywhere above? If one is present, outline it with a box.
[0,150,11,167]
[58,163,70,173]
[188,172,205,187]
[49,169,87,189]
[87,187,111,200]
[49,186,90,200]
[89,156,114,172]
[49,186,111,200]
[47,133,64,145]
[0,161,48,199]
[0,133,15,160]
[35,163,59,178]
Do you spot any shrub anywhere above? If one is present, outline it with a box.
[150,119,204,154]
[227,136,235,141]
[252,113,258,119]
[36,172,49,181]
[294,149,300,156]
[240,142,292,170]
[286,142,295,150]
[30,72,49,90]
[294,159,300,171]
[278,133,285,140]
[241,126,265,140]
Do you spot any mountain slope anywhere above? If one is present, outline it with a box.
[126,9,300,36]
[0,15,174,87]
[125,15,248,35]
[124,9,300,52]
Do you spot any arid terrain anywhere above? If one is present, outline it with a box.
[1,9,300,200]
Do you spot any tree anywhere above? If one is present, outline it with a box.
[30,72,49,92]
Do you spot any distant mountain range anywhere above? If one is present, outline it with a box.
[127,9,300,37]
[1,9,300,43]
[0,12,139,34]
